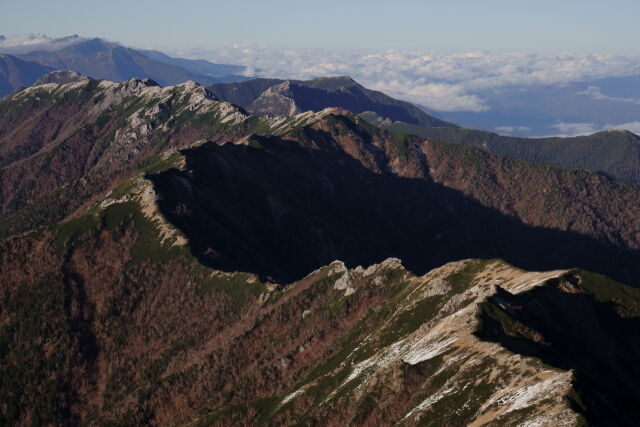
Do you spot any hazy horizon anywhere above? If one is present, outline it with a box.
[2,0,640,137]
[1,0,640,54]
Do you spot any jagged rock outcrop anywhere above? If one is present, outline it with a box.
[33,70,89,86]
[248,81,302,116]
[0,78,255,236]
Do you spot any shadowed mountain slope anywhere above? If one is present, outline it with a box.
[150,133,640,287]
[3,78,640,425]
[476,270,640,426]
[2,80,640,284]
[2,207,639,425]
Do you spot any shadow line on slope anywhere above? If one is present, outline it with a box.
[474,274,640,425]
[148,139,640,286]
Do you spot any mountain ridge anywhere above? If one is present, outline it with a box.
[2,78,640,287]
[16,38,229,87]
[208,77,456,127]
[360,110,640,187]
[0,53,54,97]
[0,36,248,97]
[3,77,640,425]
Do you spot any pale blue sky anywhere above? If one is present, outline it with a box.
[1,0,639,53]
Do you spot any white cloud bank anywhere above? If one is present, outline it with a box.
[548,121,640,137]
[4,34,640,116]
[577,85,640,105]
[172,45,640,112]
[604,121,640,134]
[494,126,532,136]
[551,122,599,137]
[0,34,86,54]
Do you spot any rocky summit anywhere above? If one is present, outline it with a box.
[208,76,455,128]
[2,76,640,426]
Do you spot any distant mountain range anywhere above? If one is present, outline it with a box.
[208,76,456,127]
[206,77,640,187]
[137,49,246,79]
[4,35,640,137]
[0,35,248,97]
[360,111,640,187]
[4,39,640,191]
[0,53,53,97]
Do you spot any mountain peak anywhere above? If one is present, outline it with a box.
[0,33,86,54]
[214,76,455,127]
[34,70,89,86]
[305,75,360,89]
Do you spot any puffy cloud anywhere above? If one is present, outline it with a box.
[494,126,532,136]
[369,81,488,112]
[577,85,640,104]
[551,122,598,137]
[5,34,640,114]
[0,34,85,54]
[495,126,515,135]
[604,121,640,134]
[172,45,640,112]
[548,121,640,137]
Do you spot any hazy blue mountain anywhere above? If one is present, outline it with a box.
[138,49,246,78]
[0,53,53,97]
[15,38,246,87]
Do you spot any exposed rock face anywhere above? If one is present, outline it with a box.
[249,81,302,116]
[268,259,585,426]
[0,78,255,237]
[33,70,89,86]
